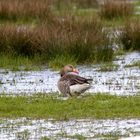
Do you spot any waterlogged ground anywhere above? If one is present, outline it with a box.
[0,52,140,95]
[0,53,139,140]
[0,118,140,140]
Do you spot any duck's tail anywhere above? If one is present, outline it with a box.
[86,78,93,84]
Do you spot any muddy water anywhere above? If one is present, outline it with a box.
[0,118,140,140]
[0,52,140,95]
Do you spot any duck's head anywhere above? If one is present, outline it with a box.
[60,65,79,77]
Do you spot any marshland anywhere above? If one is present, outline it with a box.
[0,0,140,139]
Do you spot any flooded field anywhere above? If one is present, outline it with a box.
[0,52,140,95]
[0,52,140,140]
[0,118,140,140]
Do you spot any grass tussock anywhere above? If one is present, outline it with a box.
[120,20,140,51]
[0,0,53,22]
[0,0,98,22]
[99,0,134,19]
[52,0,98,10]
[0,94,140,119]
[0,17,113,69]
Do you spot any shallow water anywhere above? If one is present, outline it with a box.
[0,118,140,140]
[0,52,140,95]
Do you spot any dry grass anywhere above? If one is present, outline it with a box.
[0,0,53,21]
[52,0,98,9]
[120,20,140,51]
[0,16,113,68]
[99,0,134,19]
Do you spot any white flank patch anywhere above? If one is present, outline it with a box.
[70,83,91,95]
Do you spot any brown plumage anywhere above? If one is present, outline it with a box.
[57,65,92,96]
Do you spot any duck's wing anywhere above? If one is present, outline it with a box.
[60,74,92,86]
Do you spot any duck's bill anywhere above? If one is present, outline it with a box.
[73,68,79,74]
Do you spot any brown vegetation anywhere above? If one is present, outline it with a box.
[120,20,140,51]
[0,0,53,21]
[0,16,113,63]
[99,0,134,19]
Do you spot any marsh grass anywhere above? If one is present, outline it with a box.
[0,0,98,23]
[57,132,86,140]
[48,55,77,70]
[41,137,50,140]
[120,20,140,51]
[0,94,140,119]
[52,0,98,10]
[0,54,42,71]
[99,0,134,20]
[16,130,30,140]
[0,17,113,69]
[95,133,120,140]
[0,0,53,22]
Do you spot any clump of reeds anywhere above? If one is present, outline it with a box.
[0,0,53,21]
[0,24,42,56]
[120,20,140,51]
[0,16,113,65]
[99,0,134,19]
[52,0,98,10]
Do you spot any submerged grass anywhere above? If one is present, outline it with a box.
[0,94,140,119]
[125,61,140,68]
[97,63,119,72]
[57,132,86,140]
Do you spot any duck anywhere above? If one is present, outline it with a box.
[57,64,92,96]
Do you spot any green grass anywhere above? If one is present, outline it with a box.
[41,137,50,140]
[48,55,77,70]
[0,94,140,120]
[0,54,77,71]
[0,54,43,71]
[57,132,86,140]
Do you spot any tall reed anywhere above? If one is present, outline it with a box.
[0,16,113,64]
[52,0,98,9]
[99,0,134,19]
[0,0,53,21]
[120,20,140,51]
